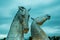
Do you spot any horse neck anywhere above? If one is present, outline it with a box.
[7,17,23,36]
[31,21,40,28]
[31,21,49,40]
[6,16,24,40]
[11,16,23,32]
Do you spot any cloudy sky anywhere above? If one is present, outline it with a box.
[0,0,60,39]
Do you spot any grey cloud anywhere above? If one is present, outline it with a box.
[0,17,12,25]
[42,19,60,26]
[0,0,14,7]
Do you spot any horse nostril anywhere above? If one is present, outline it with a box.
[48,16,50,20]
[48,15,50,19]
[46,14,51,20]
[24,28,29,33]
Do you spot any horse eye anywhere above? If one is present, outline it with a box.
[18,16,23,24]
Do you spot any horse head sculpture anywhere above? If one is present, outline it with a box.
[17,6,30,33]
[6,6,30,40]
[31,14,50,26]
[31,14,50,40]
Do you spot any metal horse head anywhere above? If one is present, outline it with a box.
[31,14,50,25]
[17,6,30,33]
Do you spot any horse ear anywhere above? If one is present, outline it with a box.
[31,17,34,21]
[28,8,31,12]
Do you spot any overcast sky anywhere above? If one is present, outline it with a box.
[0,0,60,39]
